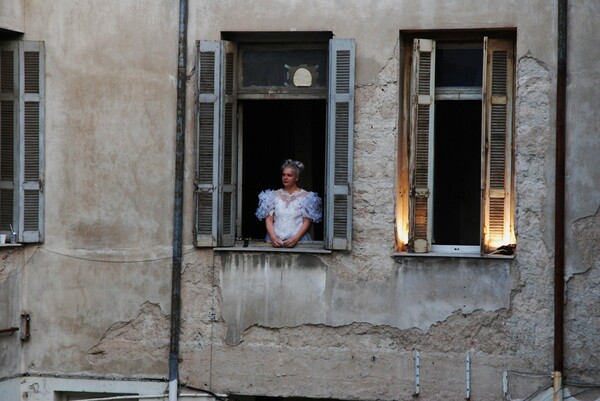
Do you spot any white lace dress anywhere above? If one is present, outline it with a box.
[255,188,322,241]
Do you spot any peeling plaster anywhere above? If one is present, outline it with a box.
[86,301,169,366]
[219,253,511,345]
[569,206,600,276]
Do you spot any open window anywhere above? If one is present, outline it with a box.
[397,33,515,255]
[194,34,355,250]
[0,41,45,244]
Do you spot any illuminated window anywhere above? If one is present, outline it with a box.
[397,33,515,255]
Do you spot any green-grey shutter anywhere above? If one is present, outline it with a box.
[408,39,435,253]
[0,41,44,243]
[19,42,44,243]
[325,38,355,250]
[0,43,18,236]
[195,41,220,246]
[218,41,237,246]
[481,38,514,253]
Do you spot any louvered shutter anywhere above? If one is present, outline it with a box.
[481,38,514,253]
[0,41,44,243]
[195,41,221,247]
[0,43,18,236]
[325,39,355,250]
[19,42,44,243]
[218,41,237,246]
[408,39,435,253]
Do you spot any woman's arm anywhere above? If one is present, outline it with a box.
[265,215,284,247]
[283,218,312,248]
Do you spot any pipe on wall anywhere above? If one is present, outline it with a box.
[170,0,188,400]
[554,0,567,399]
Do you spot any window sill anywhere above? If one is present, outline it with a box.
[215,241,331,254]
[392,251,515,260]
[0,243,23,249]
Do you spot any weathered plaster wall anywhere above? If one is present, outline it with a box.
[220,253,510,345]
[0,0,24,33]
[0,1,598,400]
[0,248,26,378]
[1,0,178,382]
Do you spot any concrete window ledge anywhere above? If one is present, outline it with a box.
[215,242,331,254]
[0,243,23,249]
[393,252,515,260]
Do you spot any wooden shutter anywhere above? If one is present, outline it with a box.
[195,40,237,247]
[408,39,435,253]
[0,43,18,235]
[218,41,237,247]
[19,42,45,243]
[195,41,221,247]
[325,38,355,250]
[0,41,44,243]
[482,38,514,253]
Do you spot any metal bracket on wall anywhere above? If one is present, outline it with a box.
[20,313,30,341]
[466,352,471,400]
[0,327,19,336]
[414,350,420,396]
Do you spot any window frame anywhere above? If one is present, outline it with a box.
[396,31,516,256]
[0,40,45,244]
[194,36,355,251]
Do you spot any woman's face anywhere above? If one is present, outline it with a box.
[281,167,298,188]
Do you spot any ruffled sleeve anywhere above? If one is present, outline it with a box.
[300,191,323,223]
[255,190,275,220]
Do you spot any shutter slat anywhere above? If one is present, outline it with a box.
[219,41,237,246]
[19,42,44,243]
[482,39,514,253]
[23,189,39,231]
[0,47,17,233]
[24,52,40,94]
[334,102,349,185]
[24,102,40,181]
[408,38,435,252]
[326,38,355,250]
[0,189,13,231]
[195,41,221,246]
[1,50,14,93]
[1,101,14,181]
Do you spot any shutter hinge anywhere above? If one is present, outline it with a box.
[39,179,44,193]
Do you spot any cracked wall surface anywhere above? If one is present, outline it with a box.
[86,301,170,371]
[178,30,560,401]
[1,1,599,401]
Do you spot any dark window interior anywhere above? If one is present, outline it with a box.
[435,47,483,87]
[433,100,481,245]
[241,48,328,88]
[241,99,326,240]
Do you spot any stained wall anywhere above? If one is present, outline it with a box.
[0,1,598,401]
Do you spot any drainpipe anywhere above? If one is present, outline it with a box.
[170,0,188,400]
[554,0,567,400]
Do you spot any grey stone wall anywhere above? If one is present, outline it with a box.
[1,1,599,401]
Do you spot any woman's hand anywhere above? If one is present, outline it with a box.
[282,218,312,248]
[265,215,284,247]
[282,236,300,248]
[270,236,284,247]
